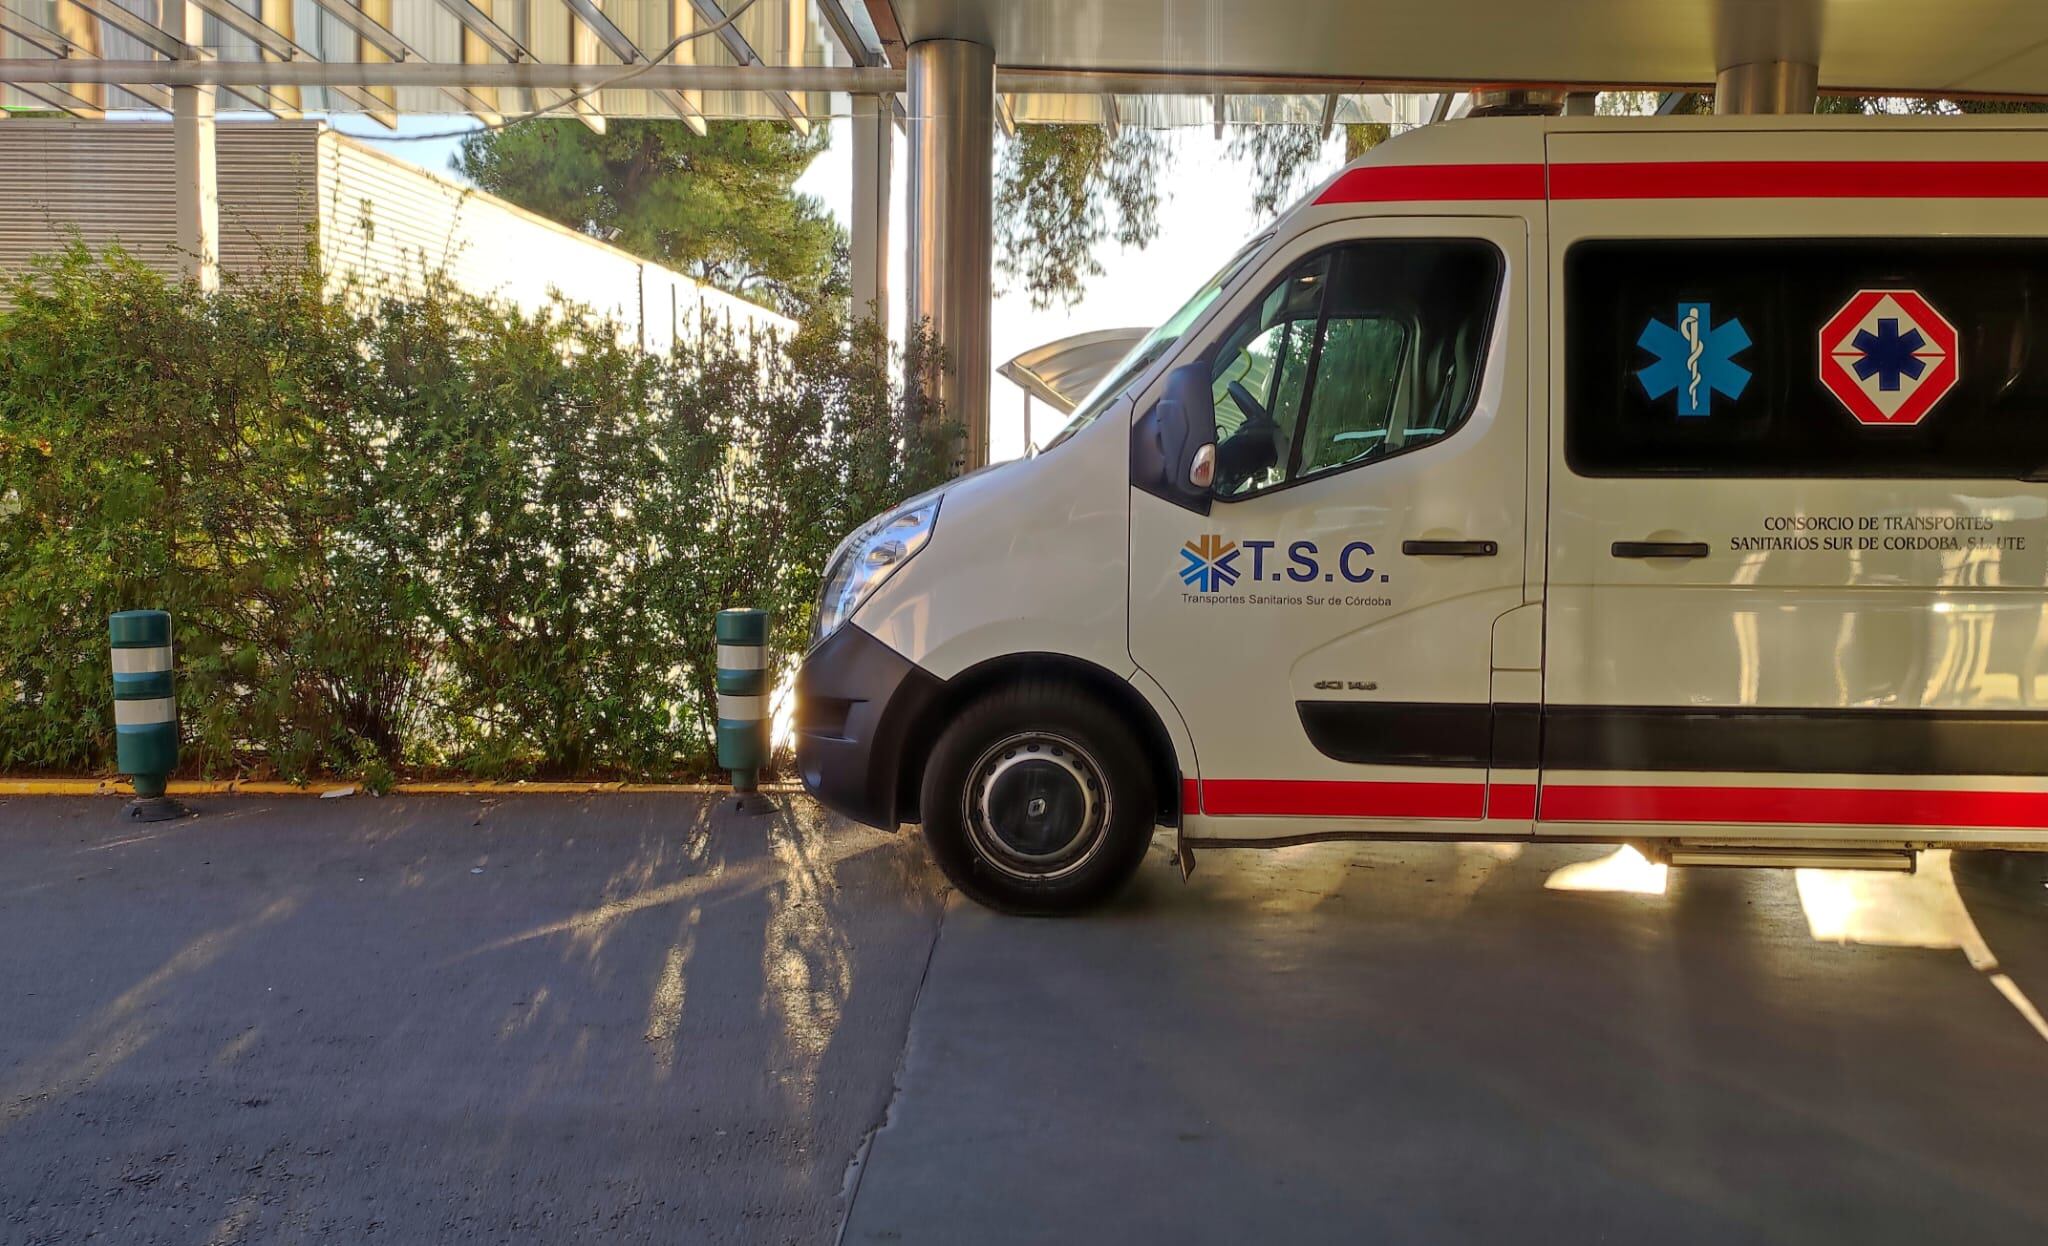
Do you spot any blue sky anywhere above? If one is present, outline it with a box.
[334,114,1347,461]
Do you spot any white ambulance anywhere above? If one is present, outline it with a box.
[797,114,2048,912]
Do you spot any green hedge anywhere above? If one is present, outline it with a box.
[0,246,951,784]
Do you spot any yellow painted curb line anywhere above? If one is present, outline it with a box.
[1,778,805,797]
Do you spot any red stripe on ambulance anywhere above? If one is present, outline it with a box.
[1487,783,1538,821]
[1539,783,2048,829]
[1316,163,1546,203]
[1315,160,2048,206]
[1198,779,1486,819]
[1189,780,2048,828]
[1552,160,2048,200]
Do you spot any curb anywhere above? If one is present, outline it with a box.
[1,779,807,798]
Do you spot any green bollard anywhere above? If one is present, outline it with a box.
[715,609,774,815]
[109,609,189,822]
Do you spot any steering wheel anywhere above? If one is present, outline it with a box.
[1227,380,1271,428]
[1214,379,1283,493]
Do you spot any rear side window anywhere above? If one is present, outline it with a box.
[1566,239,2048,477]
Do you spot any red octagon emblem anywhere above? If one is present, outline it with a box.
[1817,289,1960,426]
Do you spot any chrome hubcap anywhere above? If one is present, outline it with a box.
[964,732,1111,881]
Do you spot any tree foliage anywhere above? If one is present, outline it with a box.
[457,119,844,319]
[1344,122,1392,163]
[0,246,950,784]
[1815,95,2048,116]
[995,124,1169,310]
[1228,124,1335,220]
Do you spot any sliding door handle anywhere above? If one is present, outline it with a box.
[1612,540,1710,559]
[1402,539,1498,557]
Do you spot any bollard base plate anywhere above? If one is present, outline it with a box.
[721,791,777,817]
[123,796,192,823]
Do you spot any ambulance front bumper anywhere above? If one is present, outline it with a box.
[794,624,946,831]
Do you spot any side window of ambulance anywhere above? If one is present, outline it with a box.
[1567,238,2048,477]
[1209,256,1328,496]
[1209,240,1502,499]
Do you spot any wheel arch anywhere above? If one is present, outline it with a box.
[896,652,1184,828]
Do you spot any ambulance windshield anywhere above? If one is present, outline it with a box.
[1040,234,1271,452]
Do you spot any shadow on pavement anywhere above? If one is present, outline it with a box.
[0,794,946,1245]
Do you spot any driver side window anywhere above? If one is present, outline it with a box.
[1209,255,1329,497]
[1207,239,1501,499]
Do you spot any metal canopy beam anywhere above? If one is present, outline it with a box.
[186,0,393,120]
[0,58,888,89]
[433,0,531,63]
[302,0,501,120]
[304,0,412,63]
[115,79,173,111]
[13,79,105,117]
[817,0,882,66]
[685,0,810,133]
[185,0,297,62]
[0,4,82,59]
[1318,92,1338,139]
[228,83,289,118]
[562,0,643,64]
[66,0,188,60]
[1101,92,1118,137]
[653,86,708,133]
[19,59,1941,101]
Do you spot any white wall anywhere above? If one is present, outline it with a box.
[313,129,791,347]
[0,117,792,348]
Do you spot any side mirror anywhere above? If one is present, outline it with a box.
[1130,361,1218,514]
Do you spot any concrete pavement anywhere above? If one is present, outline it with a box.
[843,840,2048,1245]
[2,795,2044,1244]
[0,795,946,1244]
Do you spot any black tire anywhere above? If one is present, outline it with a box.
[919,679,1158,914]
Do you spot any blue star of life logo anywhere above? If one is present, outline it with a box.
[1179,535,1239,592]
[1851,318,1927,391]
[1636,301,1752,417]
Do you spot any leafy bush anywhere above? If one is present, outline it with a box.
[0,246,950,782]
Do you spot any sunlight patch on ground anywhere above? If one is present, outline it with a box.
[1798,850,2048,1045]
[1544,845,1669,895]
[762,818,855,1078]
[459,830,879,961]
[644,908,699,1078]
[1,896,299,1133]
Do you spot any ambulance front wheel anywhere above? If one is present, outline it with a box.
[920,680,1157,914]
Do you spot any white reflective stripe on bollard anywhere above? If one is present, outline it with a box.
[717,694,767,721]
[113,697,177,726]
[716,643,767,670]
[111,645,174,674]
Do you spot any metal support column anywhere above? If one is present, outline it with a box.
[851,92,893,330]
[1714,60,1818,114]
[165,0,217,291]
[1712,0,1819,114]
[906,38,994,470]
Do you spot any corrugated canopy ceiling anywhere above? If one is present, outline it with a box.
[2,1,2043,127]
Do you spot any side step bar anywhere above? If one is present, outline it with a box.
[1662,847,1917,872]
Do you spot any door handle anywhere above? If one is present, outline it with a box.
[1402,539,1498,557]
[1611,540,1710,559]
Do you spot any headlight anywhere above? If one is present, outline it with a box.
[813,496,942,646]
